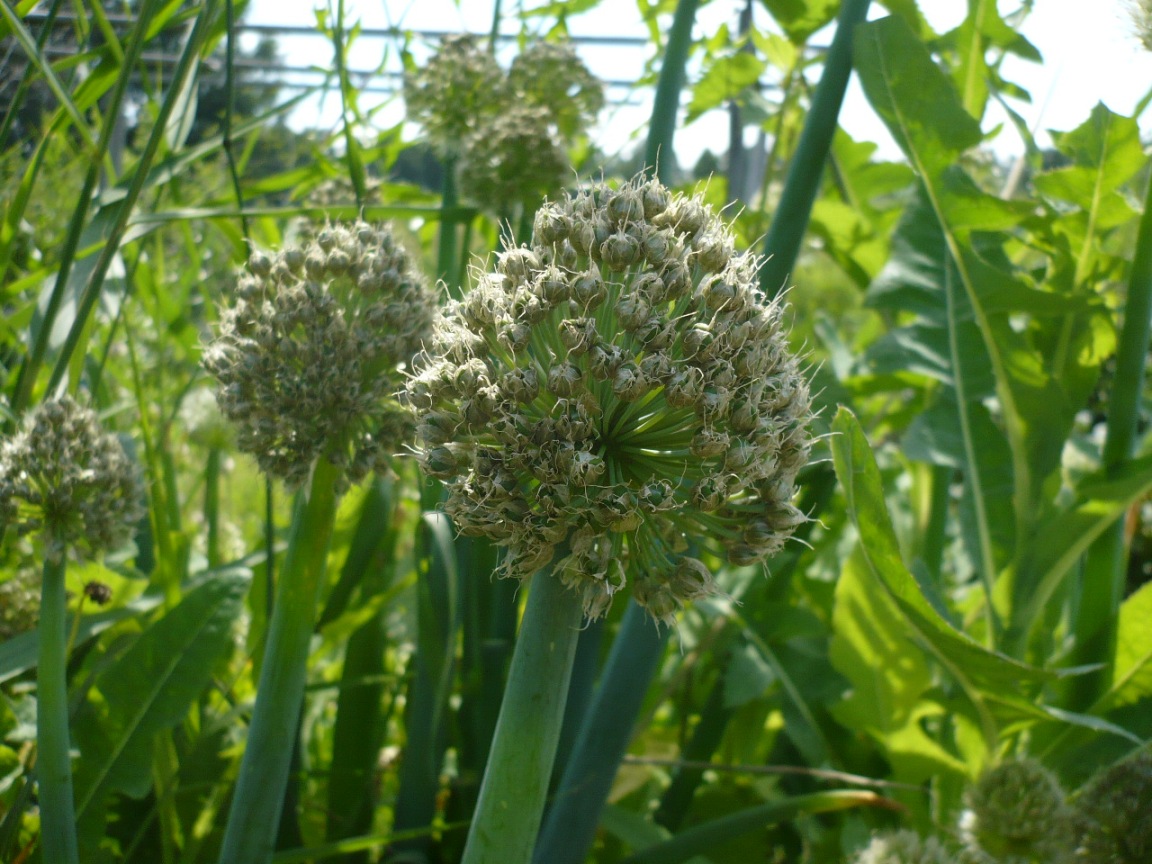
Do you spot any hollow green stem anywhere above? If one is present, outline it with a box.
[1069,165,1152,706]
[36,549,80,864]
[460,567,583,864]
[644,0,700,182]
[759,0,872,298]
[217,458,341,864]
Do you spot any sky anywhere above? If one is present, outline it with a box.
[239,0,1152,166]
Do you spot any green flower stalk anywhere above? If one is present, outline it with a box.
[0,395,144,864]
[1072,752,1152,864]
[853,830,955,864]
[407,175,811,864]
[207,222,435,864]
[961,759,1074,863]
[408,174,813,627]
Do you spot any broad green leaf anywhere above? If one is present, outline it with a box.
[72,570,249,851]
[1008,453,1152,638]
[761,0,840,44]
[1097,581,1152,711]
[831,409,1055,744]
[723,640,776,709]
[830,551,969,782]
[686,53,766,123]
[854,15,981,174]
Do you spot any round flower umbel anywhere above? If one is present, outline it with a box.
[459,104,568,214]
[0,395,143,564]
[203,222,437,492]
[507,39,604,142]
[403,33,506,158]
[407,175,812,624]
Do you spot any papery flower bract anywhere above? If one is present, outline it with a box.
[203,222,437,492]
[458,104,568,213]
[403,33,507,158]
[406,175,812,624]
[0,395,143,564]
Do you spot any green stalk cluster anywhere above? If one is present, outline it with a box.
[406,174,813,626]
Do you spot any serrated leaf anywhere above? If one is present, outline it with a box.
[854,16,982,172]
[72,570,249,851]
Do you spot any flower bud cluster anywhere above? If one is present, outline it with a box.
[406,175,812,624]
[459,104,569,213]
[203,222,437,491]
[402,34,506,158]
[1072,752,1152,864]
[0,396,143,564]
[961,759,1073,863]
[853,831,955,864]
[404,34,603,211]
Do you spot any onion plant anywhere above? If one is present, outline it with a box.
[0,396,143,864]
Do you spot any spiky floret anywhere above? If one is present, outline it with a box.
[0,395,143,564]
[406,175,812,624]
[203,222,437,492]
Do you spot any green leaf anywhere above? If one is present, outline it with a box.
[761,0,840,43]
[1097,581,1152,711]
[72,570,249,850]
[853,15,981,173]
[686,53,766,123]
[1008,454,1152,640]
[830,409,1054,743]
[830,550,970,782]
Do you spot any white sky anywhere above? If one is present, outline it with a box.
[240,0,1152,165]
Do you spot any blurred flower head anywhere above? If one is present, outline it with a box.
[0,395,143,564]
[458,103,568,212]
[1072,751,1152,864]
[203,222,437,492]
[403,33,507,158]
[853,830,955,864]
[961,759,1073,863]
[406,174,812,624]
[507,38,604,142]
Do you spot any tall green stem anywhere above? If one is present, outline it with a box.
[36,550,79,864]
[1069,166,1152,707]
[217,458,341,864]
[759,0,872,298]
[644,0,700,182]
[459,568,583,864]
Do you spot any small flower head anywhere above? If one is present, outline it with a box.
[407,175,812,624]
[962,759,1074,863]
[0,395,144,563]
[853,831,955,864]
[403,33,507,157]
[1072,752,1152,864]
[458,104,568,212]
[203,222,437,491]
[507,39,604,142]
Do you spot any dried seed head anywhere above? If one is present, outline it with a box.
[1071,752,1152,864]
[408,174,812,623]
[203,222,436,492]
[0,396,144,563]
[962,760,1074,863]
